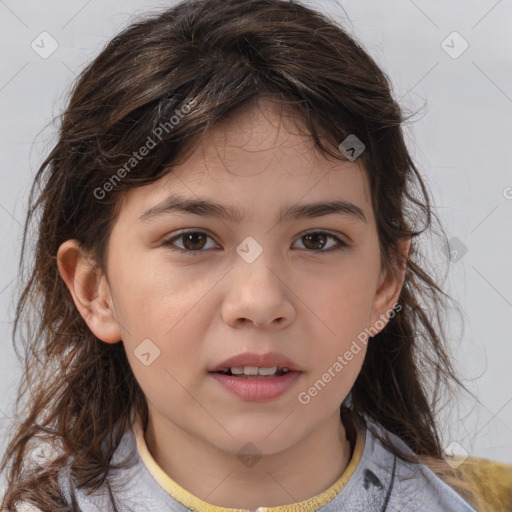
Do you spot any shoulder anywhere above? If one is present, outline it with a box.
[345,419,480,511]
[362,420,512,512]
[439,456,512,511]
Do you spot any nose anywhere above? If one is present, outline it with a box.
[221,254,296,330]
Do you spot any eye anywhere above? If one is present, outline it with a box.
[163,229,349,256]
[163,230,219,255]
[292,231,349,253]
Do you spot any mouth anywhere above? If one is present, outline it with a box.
[209,351,302,375]
[210,367,297,379]
[209,367,302,401]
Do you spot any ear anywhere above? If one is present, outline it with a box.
[57,240,122,344]
[368,236,411,333]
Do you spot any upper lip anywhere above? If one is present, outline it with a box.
[209,351,302,372]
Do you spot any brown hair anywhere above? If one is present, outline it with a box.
[1,0,481,509]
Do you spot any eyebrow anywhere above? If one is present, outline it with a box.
[137,195,367,224]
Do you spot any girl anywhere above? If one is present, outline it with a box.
[1,0,511,510]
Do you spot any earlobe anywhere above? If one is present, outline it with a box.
[369,237,411,333]
[57,240,122,344]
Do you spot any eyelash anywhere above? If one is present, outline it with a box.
[162,230,349,256]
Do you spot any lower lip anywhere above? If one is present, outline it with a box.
[209,371,301,401]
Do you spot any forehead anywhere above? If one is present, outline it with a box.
[117,97,373,223]
[191,97,354,178]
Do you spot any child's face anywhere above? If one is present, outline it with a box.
[63,98,405,459]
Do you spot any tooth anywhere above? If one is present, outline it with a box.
[227,366,283,376]
[257,366,278,376]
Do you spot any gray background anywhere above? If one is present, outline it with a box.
[1,0,511,491]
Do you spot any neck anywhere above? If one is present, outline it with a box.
[143,409,354,509]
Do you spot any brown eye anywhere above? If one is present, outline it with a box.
[294,231,348,253]
[163,230,348,256]
[163,230,218,255]
[181,232,207,250]
[302,233,328,250]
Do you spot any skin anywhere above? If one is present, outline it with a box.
[58,97,410,508]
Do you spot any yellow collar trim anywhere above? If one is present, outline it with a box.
[132,418,365,512]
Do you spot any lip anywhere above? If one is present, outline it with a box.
[209,351,301,373]
[209,371,301,401]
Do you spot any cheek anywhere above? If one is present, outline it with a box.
[296,251,378,387]
[122,298,206,410]
[112,251,208,333]
[298,340,366,414]
[302,258,380,334]
[114,262,213,382]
